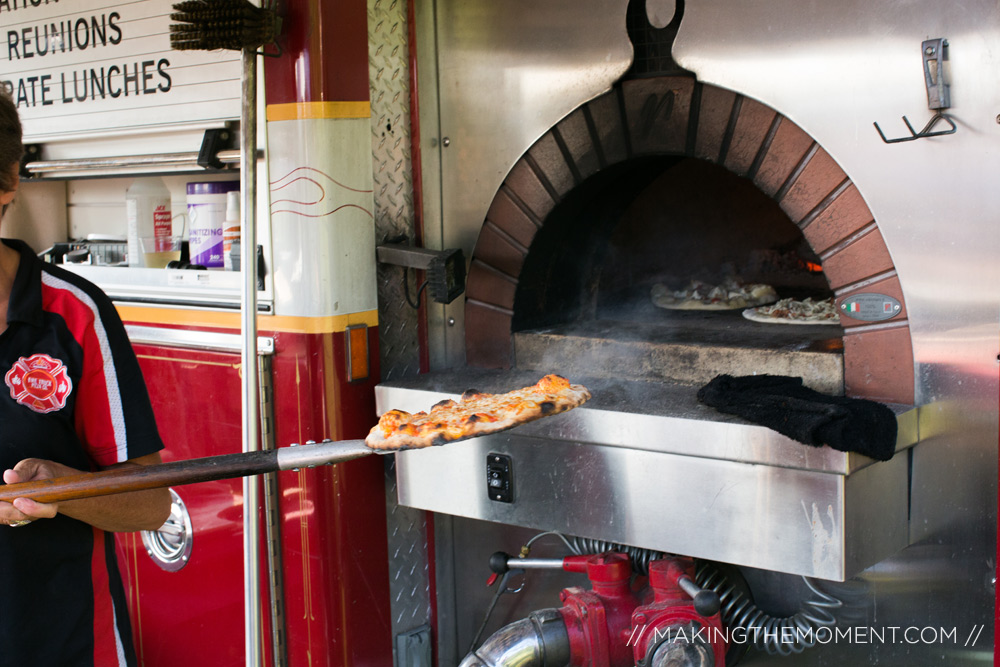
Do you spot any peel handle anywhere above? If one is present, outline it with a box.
[0,439,372,504]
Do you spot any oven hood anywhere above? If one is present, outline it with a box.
[382,370,918,582]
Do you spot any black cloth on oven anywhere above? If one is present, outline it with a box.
[696,374,898,461]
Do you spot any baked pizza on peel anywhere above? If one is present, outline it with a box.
[366,374,591,451]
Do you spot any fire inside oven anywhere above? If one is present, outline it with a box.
[509,153,843,393]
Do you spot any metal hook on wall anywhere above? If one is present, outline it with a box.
[874,38,956,144]
[874,112,956,144]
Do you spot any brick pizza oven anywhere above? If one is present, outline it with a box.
[381,2,996,663]
[463,75,914,405]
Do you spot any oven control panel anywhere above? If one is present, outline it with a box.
[486,453,514,503]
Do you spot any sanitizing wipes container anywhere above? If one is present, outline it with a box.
[187,181,239,268]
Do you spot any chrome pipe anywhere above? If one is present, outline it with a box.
[275,440,372,470]
[258,354,288,667]
[503,558,568,570]
[240,44,263,667]
[125,325,274,355]
[24,149,241,175]
[458,608,570,667]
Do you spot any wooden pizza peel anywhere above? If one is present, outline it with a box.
[0,438,378,505]
[0,375,590,505]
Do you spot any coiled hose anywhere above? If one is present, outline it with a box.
[559,535,664,574]
[535,533,850,658]
[695,562,843,656]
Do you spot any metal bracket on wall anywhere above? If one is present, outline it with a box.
[376,241,467,306]
[197,127,234,169]
[874,38,957,144]
[19,144,40,179]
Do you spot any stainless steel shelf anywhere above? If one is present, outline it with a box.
[24,149,241,179]
[59,264,271,311]
[383,370,919,581]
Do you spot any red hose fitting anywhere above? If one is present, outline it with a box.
[630,558,727,666]
[553,554,727,666]
[557,552,641,666]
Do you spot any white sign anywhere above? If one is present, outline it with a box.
[0,0,242,141]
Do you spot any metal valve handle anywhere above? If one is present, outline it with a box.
[677,575,721,617]
[488,551,595,574]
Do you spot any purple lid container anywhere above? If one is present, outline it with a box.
[186,181,240,195]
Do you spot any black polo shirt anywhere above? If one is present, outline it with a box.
[0,239,164,666]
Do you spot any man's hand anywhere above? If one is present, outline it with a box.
[0,454,171,532]
[1,458,74,525]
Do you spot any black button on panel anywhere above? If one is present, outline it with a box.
[487,453,514,503]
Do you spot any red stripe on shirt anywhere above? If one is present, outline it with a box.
[41,279,122,468]
[90,527,124,666]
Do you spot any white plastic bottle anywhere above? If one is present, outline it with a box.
[126,177,172,267]
[223,190,240,271]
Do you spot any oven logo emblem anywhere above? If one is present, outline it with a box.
[5,354,73,414]
[839,293,902,322]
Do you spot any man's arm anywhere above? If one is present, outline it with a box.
[1,452,172,532]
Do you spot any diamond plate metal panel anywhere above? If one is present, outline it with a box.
[370,0,423,382]
[384,457,432,626]
[369,2,433,663]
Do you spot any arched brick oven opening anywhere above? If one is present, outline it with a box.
[464,76,914,405]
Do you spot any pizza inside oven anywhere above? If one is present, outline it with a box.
[742,296,839,325]
[650,278,779,311]
[648,274,840,326]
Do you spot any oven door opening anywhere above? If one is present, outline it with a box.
[511,155,843,394]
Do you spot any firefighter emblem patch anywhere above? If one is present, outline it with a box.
[5,353,73,414]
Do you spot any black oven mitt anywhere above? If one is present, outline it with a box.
[696,374,898,461]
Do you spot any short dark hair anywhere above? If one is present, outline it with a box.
[0,85,24,193]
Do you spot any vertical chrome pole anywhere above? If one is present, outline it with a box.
[241,45,263,667]
[258,352,288,667]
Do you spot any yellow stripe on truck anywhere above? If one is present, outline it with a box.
[266,101,372,121]
[116,305,378,334]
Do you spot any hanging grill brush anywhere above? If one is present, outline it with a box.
[169,0,282,55]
